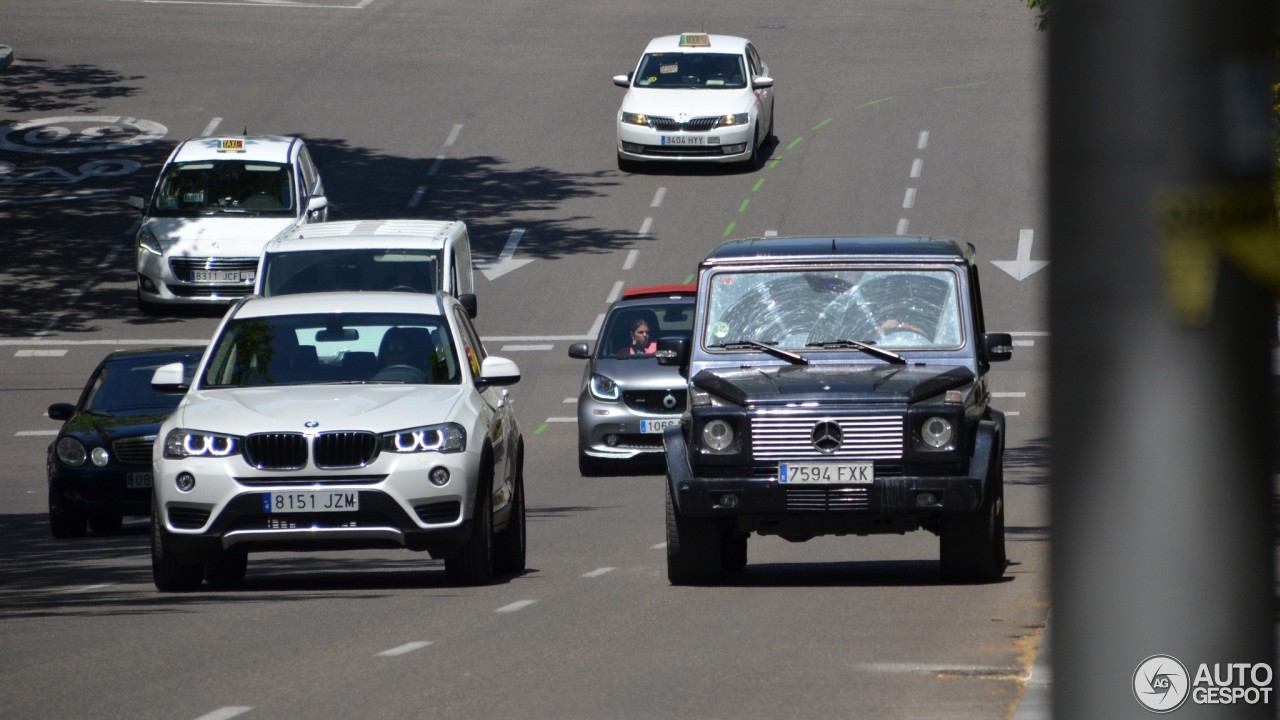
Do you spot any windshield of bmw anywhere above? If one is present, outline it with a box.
[202,312,460,387]
[634,52,747,89]
[150,161,294,216]
[85,354,201,415]
[261,249,441,296]
[599,299,695,357]
[702,267,965,352]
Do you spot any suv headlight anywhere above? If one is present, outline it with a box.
[164,428,239,458]
[137,225,163,256]
[719,113,749,127]
[382,423,466,454]
[621,112,651,127]
[589,373,620,401]
[910,411,962,454]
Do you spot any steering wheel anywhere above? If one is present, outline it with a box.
[876,320,931,341]
[369,364,426,383]
[389,285,418,293]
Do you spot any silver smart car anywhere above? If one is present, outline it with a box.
[567,284,695,475]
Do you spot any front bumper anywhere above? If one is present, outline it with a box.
[616,122,754,163]
[577,393,680,460]
[48,468,152,516]
[136,252,256,306]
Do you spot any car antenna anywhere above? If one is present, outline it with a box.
[831,237,837,253]
[243,126,248,135]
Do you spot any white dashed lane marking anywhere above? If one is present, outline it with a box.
[496,600,537,613]
[377,641,433,657]
[581,567,615,578]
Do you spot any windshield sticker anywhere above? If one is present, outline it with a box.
[659,63,679,74]
[711,321,730,339]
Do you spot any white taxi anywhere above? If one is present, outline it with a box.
[130,135,329,313]
[614,33,775,170]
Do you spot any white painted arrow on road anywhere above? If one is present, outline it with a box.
[991,229,1048,280]
[479,228,534,281]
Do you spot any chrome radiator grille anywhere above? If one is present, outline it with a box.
[242,432,308,470]
[112,436,156,466]
[314,431,380,469]
[649,116,721,132]
[750,415,904,461]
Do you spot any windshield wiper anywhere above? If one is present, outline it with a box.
[804,339,906,365]
[710,340,809,365]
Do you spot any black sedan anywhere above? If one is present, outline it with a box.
[46,346,203,538]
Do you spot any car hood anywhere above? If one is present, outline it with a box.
[620,88,756,118]
[147,217,298,256]
[690,364,976,406]
[61,411,171,442]
[591,356,687,391]
[175,384,466,432]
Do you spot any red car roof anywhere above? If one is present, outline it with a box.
[621,283,697,299]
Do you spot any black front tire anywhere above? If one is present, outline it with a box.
[49,507,86,539]
[722,530,749,572]
[665,480,724,585]
[939,468,1006,583]
[494,444,527,575]
[445,460,495,585]
[151,498,203,592]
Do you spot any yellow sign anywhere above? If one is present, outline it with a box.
[216,138,246,152]
[1158,186,1280,325]
[679,33,711,47]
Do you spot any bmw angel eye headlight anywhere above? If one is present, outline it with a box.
[621,112,651,126]
[382,423,466,454]
[589,373,620,401]
[719,113,749,126]
[920,416,954,449]
[163,428,239,459]
[137,225,163,256]
[56,437,88,467]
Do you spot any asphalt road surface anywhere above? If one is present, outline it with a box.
[0,1,1049,718]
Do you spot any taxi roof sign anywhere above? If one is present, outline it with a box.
[216,138,246,153]
[679,33,711,47]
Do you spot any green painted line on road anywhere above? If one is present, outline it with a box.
[737,199,750,213]
[786,137,804,150]
[934,81,989,92]
[856,96,893,109]
[532,423,549,435]
[723,222,737,237]
[683,273,695,284]
[768,156,782,170]
[751,178,765,193]
[812,118,832,131]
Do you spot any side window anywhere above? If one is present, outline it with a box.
[452,308,486,379]
[298,146,320,197]
[747,46,761,76]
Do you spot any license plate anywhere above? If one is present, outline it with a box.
[779,462,874,484]
[191,269,248,283]
[640,418,680,433]
[661,135,717,146]
[263,491,359,513]
[126,472,152,489]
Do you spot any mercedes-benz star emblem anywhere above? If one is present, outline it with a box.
[662,393,678,410]
[810,420,843,454]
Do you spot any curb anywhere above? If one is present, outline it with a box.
[1013,616,1052,720]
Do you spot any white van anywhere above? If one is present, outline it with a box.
[254,219,477,316]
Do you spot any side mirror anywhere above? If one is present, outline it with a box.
[752,76,774,90]
[980,333,1014,363]
[150,362,190,393]
[478,356,520,387]
[567,342,590,359]
[612,74,631,88]
[655,337,688,367]
[306,196,329,213]
[458,293,478,319]
[47,403,75,422]
[127,195,147,211]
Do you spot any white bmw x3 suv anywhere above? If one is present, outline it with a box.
[148,291,525,591]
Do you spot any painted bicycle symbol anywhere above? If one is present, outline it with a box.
[0,159,143,185]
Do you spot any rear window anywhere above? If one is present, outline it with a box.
[260,249,441,296]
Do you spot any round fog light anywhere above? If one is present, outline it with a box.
[90,447,110,467]
[428,466,450,487]
[916,491,938,506]
[718,493,739,509]
[605,434,619,447]
[175,472,196,492]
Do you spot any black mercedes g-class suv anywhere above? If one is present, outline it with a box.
[657,236,1013,584]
